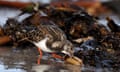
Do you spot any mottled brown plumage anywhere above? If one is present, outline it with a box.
[3,18,73,56]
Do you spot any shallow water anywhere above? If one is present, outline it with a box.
[0,46,83,72]
[0,46,119,72]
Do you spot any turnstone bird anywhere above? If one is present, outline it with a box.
[3,18,74,64]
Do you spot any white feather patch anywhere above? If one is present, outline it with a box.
[34,38,53,52]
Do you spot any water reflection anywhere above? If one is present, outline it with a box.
[0,47,117,72]
[0,47,82,72]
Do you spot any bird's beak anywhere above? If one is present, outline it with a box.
[61,50,71,57]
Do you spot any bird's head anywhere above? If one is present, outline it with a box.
[61,40,74,57]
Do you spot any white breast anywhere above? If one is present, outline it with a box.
[33,38,53,52]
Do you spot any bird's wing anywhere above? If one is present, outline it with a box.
[40,25,67,52]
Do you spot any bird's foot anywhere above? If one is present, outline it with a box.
[37,57,41,64]
[51,53,63,59]
[37,48,43,64]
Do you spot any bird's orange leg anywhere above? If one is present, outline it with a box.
[37,48,43,64]
[51,53,63,59]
